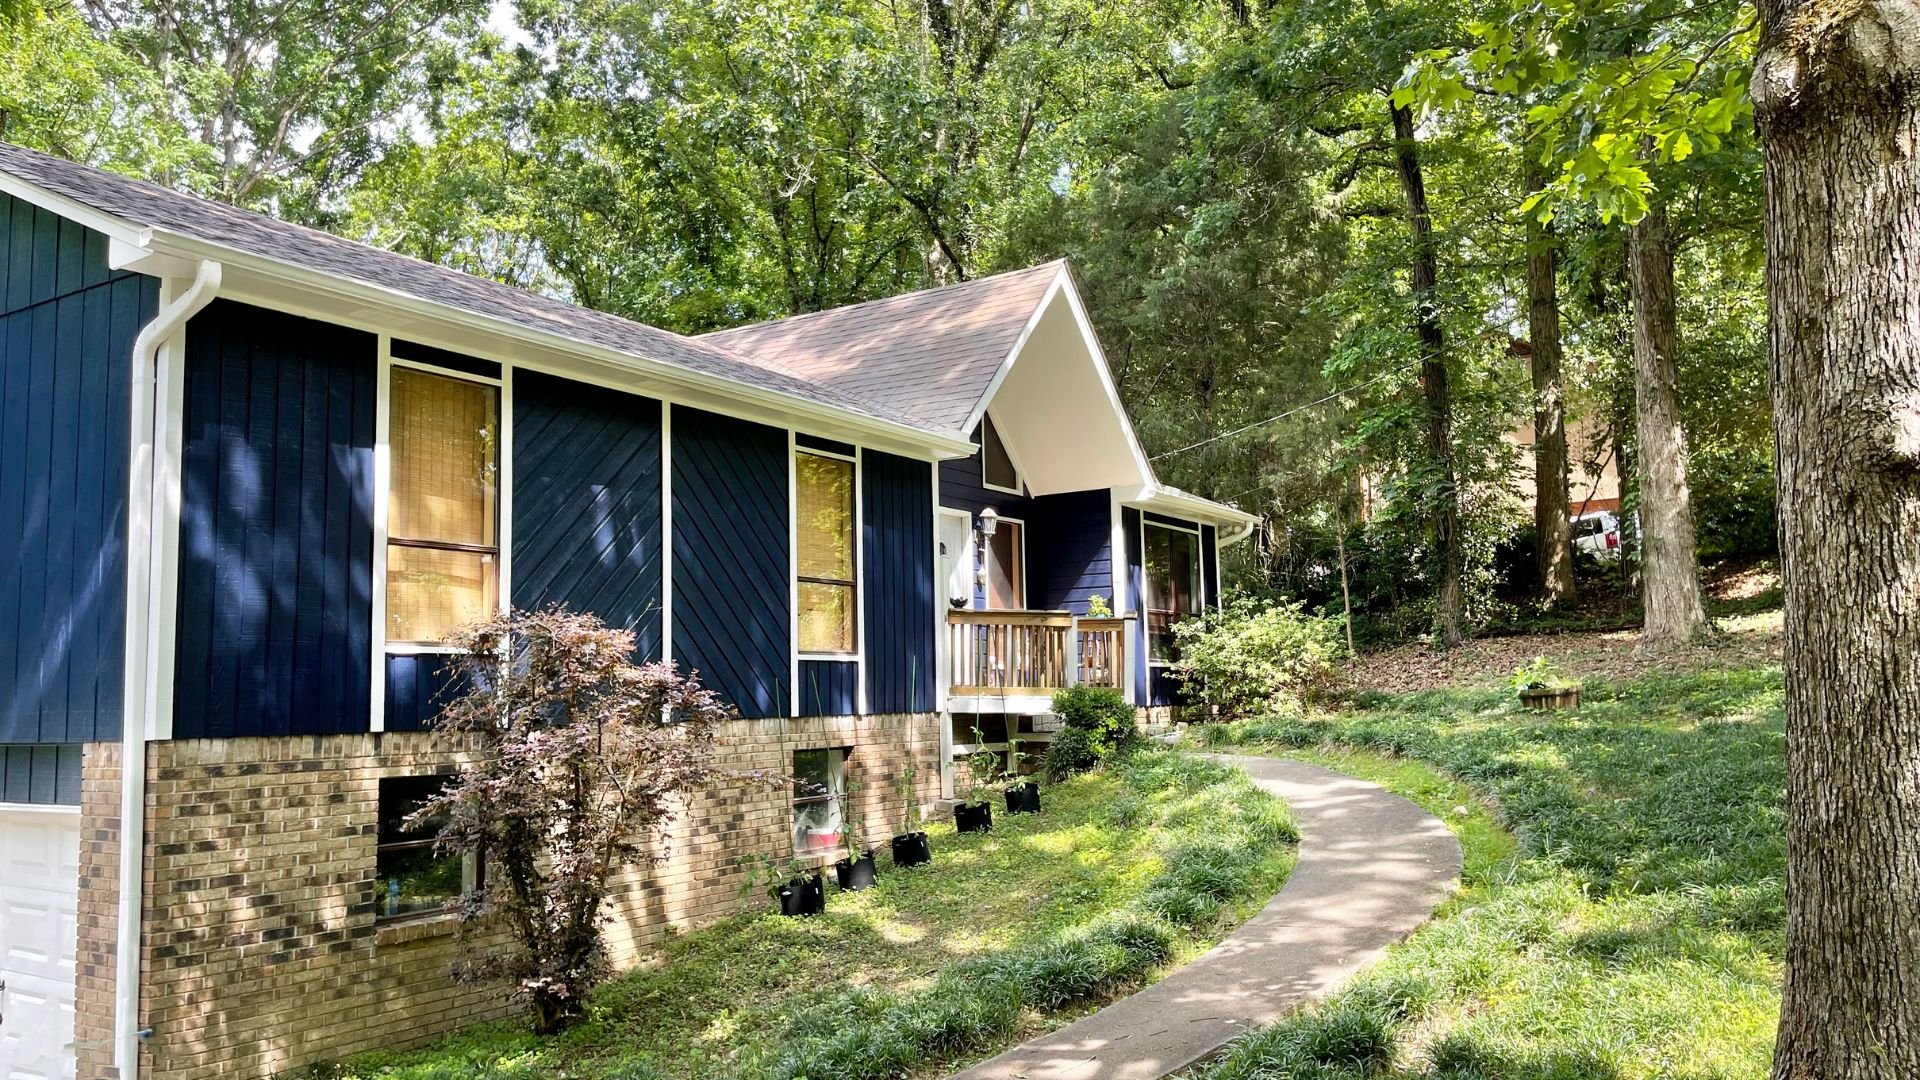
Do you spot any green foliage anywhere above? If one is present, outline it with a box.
[1507,656,1576,692]
[1043,727,1100,782]
[1171,597,1345,718]
[319,751,1296,1079]
[1196,662,1787,1079]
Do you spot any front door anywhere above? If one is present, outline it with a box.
[0,807,81,1080]
[984,519,1025,609]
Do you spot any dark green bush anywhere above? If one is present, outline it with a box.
[1044,726,1100,780]
[1052,685,1138,749]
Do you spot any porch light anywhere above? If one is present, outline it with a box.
[977,506,999,539]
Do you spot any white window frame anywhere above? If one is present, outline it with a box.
[979,413,1024,496]
[791,437,867,715]
[370,340,514,730]
[1140,517,1203,668]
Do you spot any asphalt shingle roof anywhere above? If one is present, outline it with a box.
[0,142,932,432]
[702,262,1064,433]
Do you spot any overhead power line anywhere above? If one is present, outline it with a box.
[1149,371,1405,461]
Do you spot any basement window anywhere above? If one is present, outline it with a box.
[792,748,848,855]
[376,775,477,921]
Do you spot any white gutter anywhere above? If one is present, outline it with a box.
[133,229,976,462]
[118,259,222,1078]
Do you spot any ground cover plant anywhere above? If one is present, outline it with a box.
[308,751,1297,1080]
[1191,659,1785,1079]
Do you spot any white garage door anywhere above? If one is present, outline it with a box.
[0,807,80,1080]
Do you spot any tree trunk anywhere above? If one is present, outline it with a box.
[1526,158,1577,607]
[1391,102,1466,647]
[1626,199,1711,651]
[1754,3,1920,1076]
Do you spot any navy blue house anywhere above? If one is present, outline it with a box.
[0,143,1254,1080]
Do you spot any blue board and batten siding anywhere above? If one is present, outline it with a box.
[512,370,664,660]
[797,660,857,717]
[0,743,83,804]
[1029,490,1113,615]
[0,194,154,745]
[173,300,376,738]
[863,450,935,714]
[671,406,790,720]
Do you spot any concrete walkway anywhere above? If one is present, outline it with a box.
[949,755,1462,1080]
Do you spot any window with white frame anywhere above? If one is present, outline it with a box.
[981,415,1019,492]
[795,449,856,654]
[1144,522,1203,664]
[386,366,500,645]
[792,748,847,854]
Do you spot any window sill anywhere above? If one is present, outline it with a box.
[375,911,462,947]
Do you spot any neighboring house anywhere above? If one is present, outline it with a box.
[0,142,1254,1080]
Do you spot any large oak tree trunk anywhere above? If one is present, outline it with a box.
[1754,3,1920,1076]
[1527,159,1577,607]
[1392,102,1466,647]
[1626,200,1711,651]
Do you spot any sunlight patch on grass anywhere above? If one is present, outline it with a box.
[1193,661,1784,1080]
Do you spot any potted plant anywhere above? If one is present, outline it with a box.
[890,754,933,868]
[1511,656,1582,710]
[955,749,997,833]
[833,778,878,891]
[742,853,826,917]
[1003,747,1041,814]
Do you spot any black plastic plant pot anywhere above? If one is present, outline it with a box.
[779,873,827,917]
[956,800,993,833]
[1004,781,1041,814]
[891,831,932,867]
[835,853,878,892]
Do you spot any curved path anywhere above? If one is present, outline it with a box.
[949,755,1462,1080]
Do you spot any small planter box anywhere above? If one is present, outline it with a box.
[777,872,827,917]
[1518,686,1582,710]
[955,800,993,833]
[1004,781,1041,814]
[890,831,931,868]
[835,852,878,892]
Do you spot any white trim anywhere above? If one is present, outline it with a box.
[979,412,1024,495]
[1109,489,1128,617]
[370,336,392,731]
[131,226,976,460]
[933,466,953,800]
[788,429,800,717]
[1213,527,1225,611]
[661,403,674,665]
[147,288,190,740]
[383,642,464,656]
[498,363,515,623]
[854,446,869,715]
[0,173,150,249]
[961,265,1066,438]
[936,507,976,614]
[0,801,84,815]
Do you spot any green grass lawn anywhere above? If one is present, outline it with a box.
[1190,661,1785,1079]
[308,751,1297,1080]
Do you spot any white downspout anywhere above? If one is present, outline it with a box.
[118,259,221,1079]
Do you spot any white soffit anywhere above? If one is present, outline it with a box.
[988,290,1148,496]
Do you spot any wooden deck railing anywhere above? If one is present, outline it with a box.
[946,611,1133,697]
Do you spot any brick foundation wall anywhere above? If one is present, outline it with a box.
[131,713,940,1080]
[75,741,122,1079]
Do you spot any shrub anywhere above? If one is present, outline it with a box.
[1171,597,1344,719]
[423,608,739,1034]
[1053,685,1138,746]
[1044,727,1099,780]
